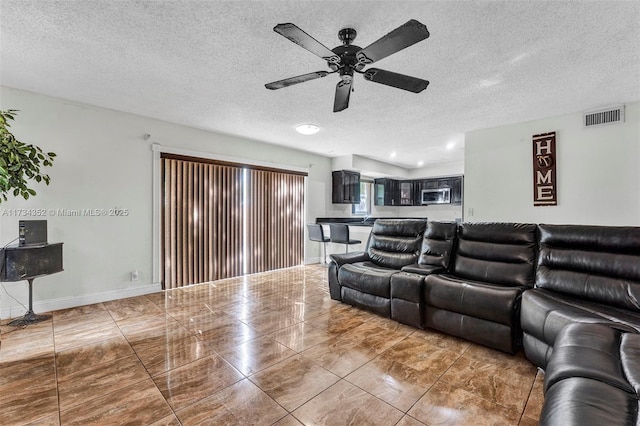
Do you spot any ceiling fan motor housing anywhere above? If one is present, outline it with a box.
[330,44,364,74]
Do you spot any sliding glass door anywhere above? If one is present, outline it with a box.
[161,154,305,289]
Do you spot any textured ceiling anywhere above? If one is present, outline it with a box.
[1,1,639,169]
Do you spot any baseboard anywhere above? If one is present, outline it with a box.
[305,257,328,265]
[0,282,163,320]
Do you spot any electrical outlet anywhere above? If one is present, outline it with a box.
[130,270,139,281]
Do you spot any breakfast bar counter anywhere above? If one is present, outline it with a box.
[314,217,428,257]
[315,217,427,227]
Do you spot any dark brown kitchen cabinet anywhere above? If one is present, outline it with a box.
[413,175,464,205]
[375,175,463,206]
[374,178,400,206]
[414,179,433,204]
[332,170,361,204]
[399,181,415,205]
[437,178,450,188]
[424,180,438,189]
[451,176,463,205]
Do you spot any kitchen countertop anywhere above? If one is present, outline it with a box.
[316,217,428,227]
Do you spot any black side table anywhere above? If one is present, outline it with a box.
[1,243,63,326]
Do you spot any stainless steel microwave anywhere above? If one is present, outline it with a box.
[421,188,451,205]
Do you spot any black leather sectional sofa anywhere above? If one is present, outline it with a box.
[521,224,640,368]
[327,219,427,317]
[328,219,640,425]
[540,322,640,424]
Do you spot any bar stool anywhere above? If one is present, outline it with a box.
[307,224,330,263]
[329,223,361,253]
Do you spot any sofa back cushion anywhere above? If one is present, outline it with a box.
[418,221,458,270]
[536,224,640,311]
[453,222,538,287]
[366,219,427,269]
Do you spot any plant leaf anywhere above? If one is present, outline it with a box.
[0,109,56,203]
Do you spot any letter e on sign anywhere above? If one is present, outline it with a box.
[532,132,557,206]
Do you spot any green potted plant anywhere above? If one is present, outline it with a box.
[0,109,56,202]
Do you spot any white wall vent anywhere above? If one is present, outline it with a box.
[583,105,624,127]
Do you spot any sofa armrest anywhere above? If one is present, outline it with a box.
[401,263,445,276]
[327,251,369,301]
[329,251,369,267]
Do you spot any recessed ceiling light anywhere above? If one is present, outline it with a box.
[295,124,319,135]
[417,161,424,167]
[446,142,455,150]
[390,151,397,158]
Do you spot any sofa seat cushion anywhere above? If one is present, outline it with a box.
[338,261,398,299]
[521,289,640,347]
[424,274,526,326]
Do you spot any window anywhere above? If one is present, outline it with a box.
[352,182,371,216]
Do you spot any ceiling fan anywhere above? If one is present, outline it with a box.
[265,20,430,112]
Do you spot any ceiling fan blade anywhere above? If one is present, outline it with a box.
[333,79,352,112]
[356,19,429,65]
[265,71,330,90]
[274,23,340,64]
[363,68,429,93]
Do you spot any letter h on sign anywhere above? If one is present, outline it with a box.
[532,131,557,206]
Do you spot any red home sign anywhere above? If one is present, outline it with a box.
[533,131,557,206]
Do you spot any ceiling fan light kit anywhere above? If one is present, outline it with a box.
[265,19,430,112]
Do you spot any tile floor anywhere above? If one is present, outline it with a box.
[0,265,544,425]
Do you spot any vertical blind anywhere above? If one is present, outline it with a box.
[161,154,305,289]
[245,168,305,274]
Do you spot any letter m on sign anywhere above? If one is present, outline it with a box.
[532,131,557,206]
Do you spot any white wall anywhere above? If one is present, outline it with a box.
[464,102,640,225]
[407,161,464,179]
[0,87,333,318]
[351,155,408,178]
